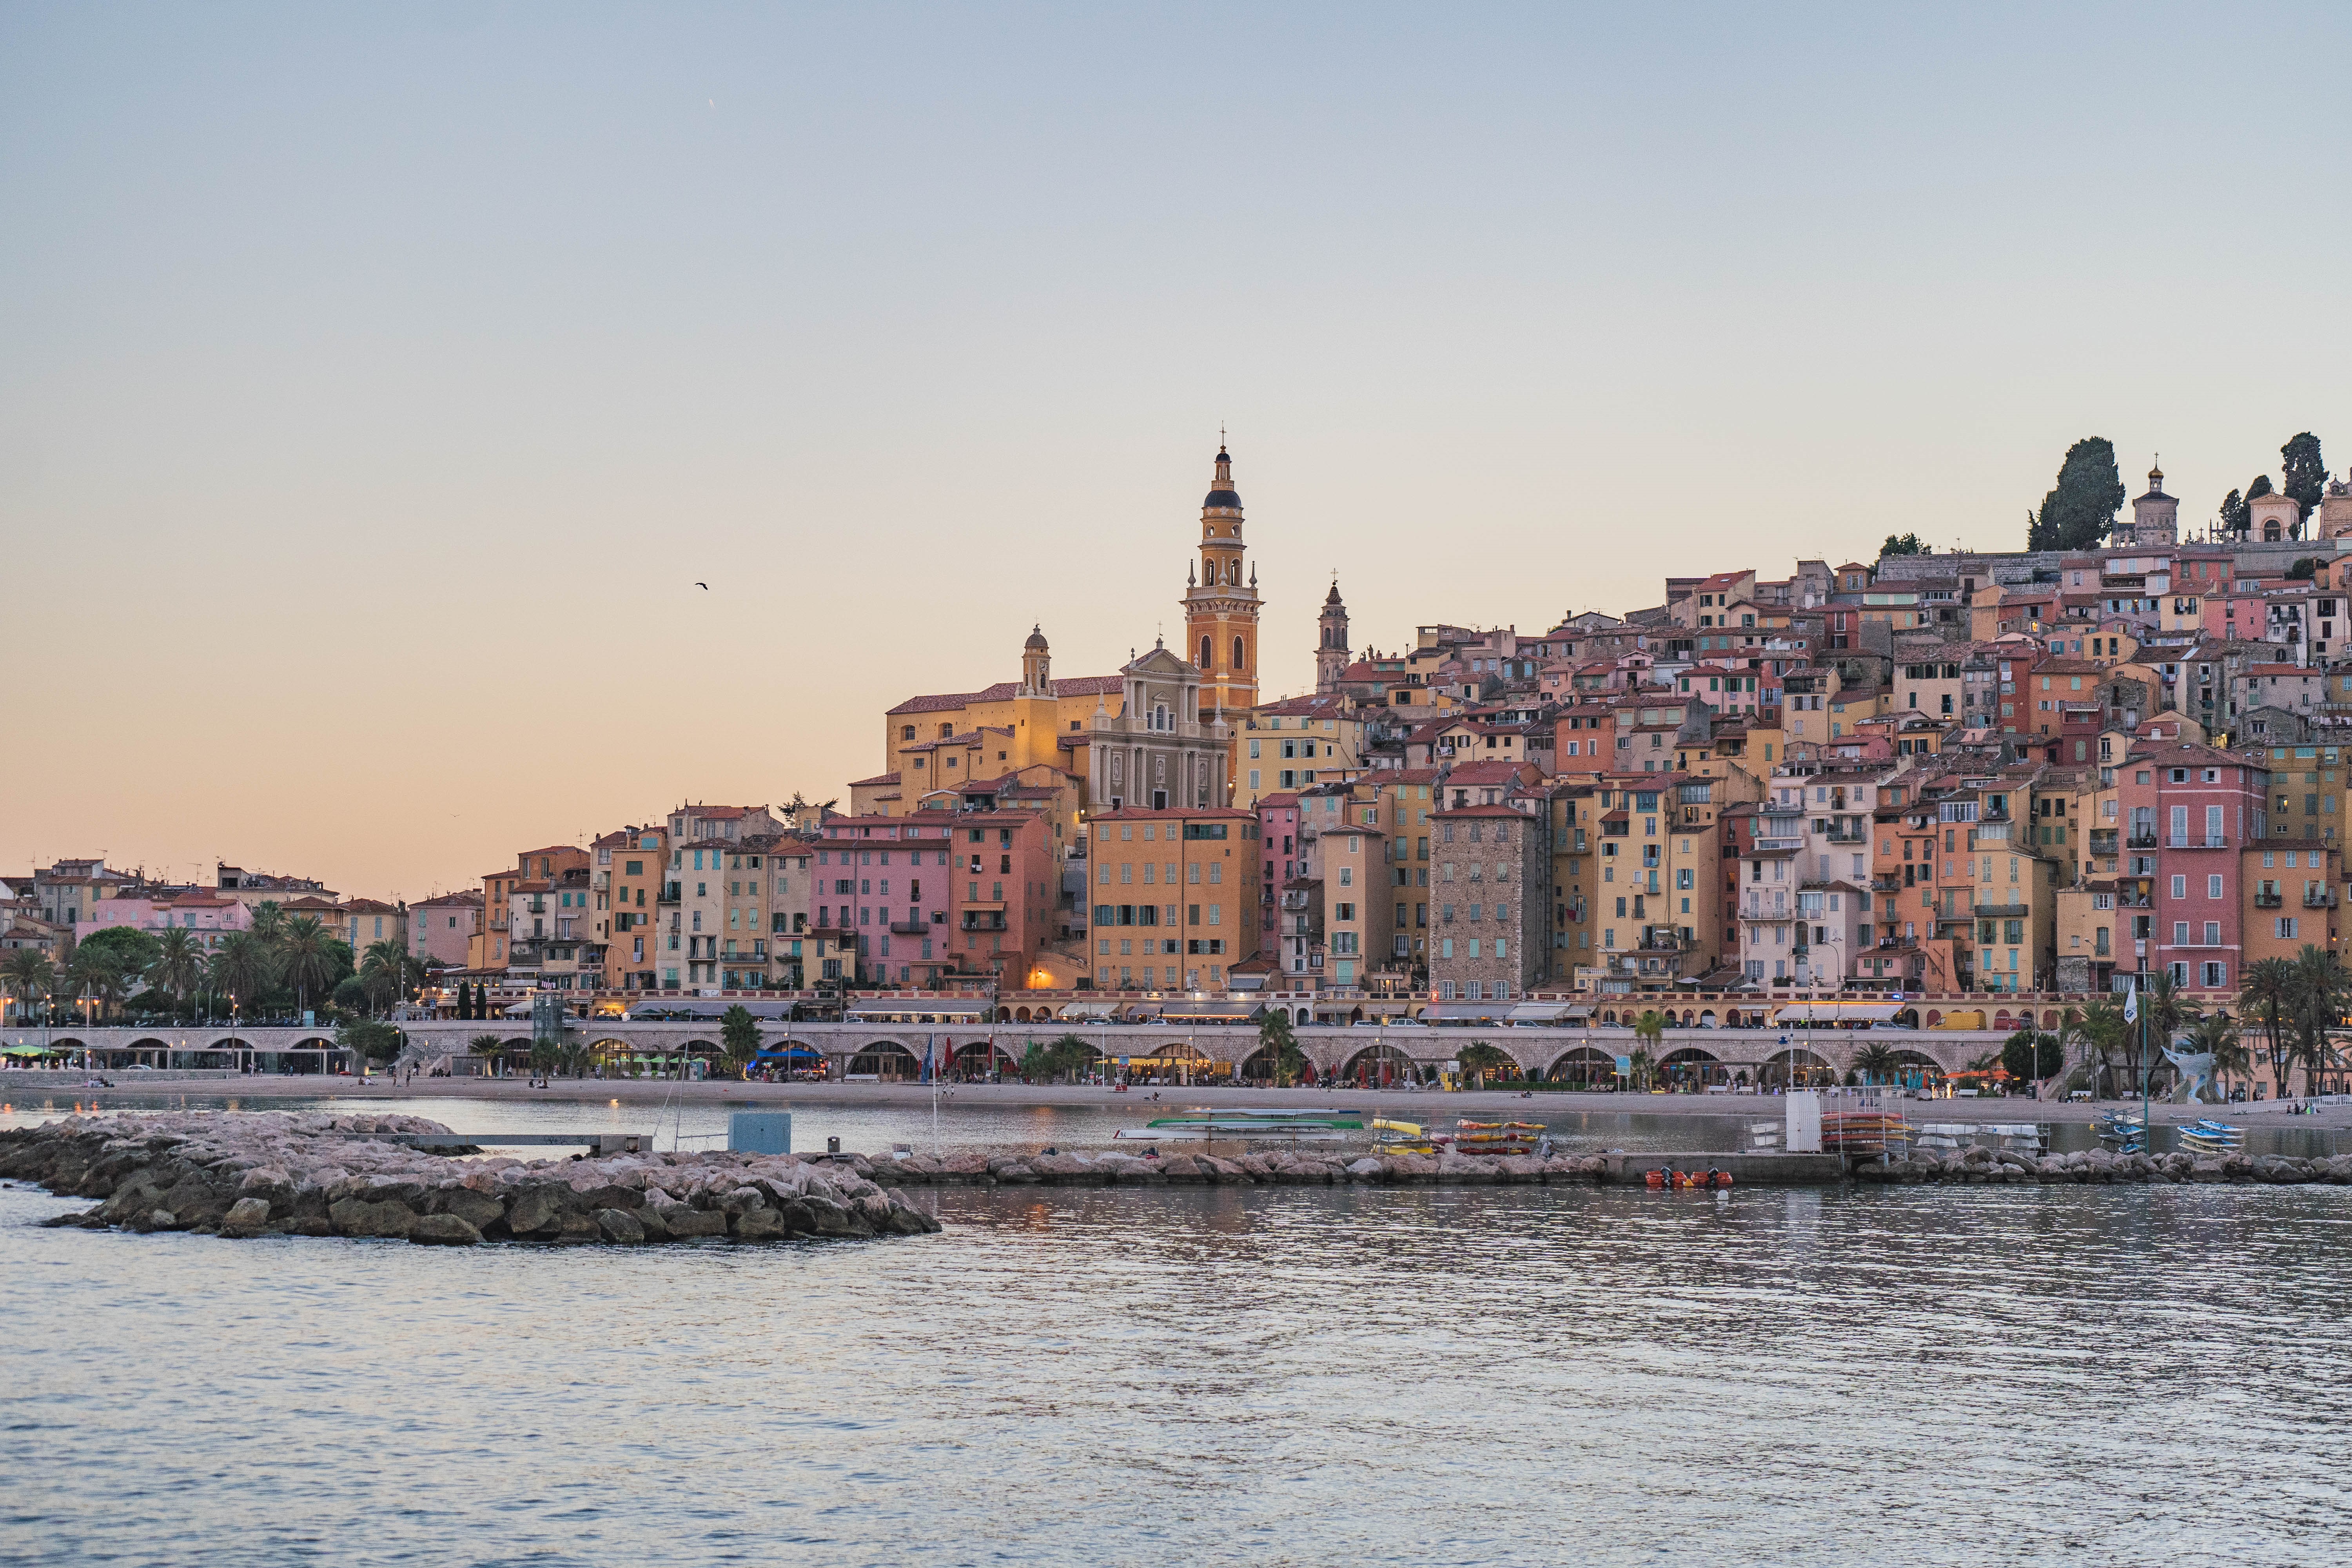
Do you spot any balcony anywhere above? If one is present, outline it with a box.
[958,912,1008,932]
[1871,875,1903,892]
[2307,890,2340,909]
[1637,929,1689,953]
[889,920,930,936]
[2089,831,2119,854]
[2126,831,2158,849]
[2256,891,2285,909]
[1875,935,1918,949]
[1975,903,2030,918]
[2166,836,2231,850]
[659,883,682,904]
[1824,829,1869,845]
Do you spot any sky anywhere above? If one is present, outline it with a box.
[5,3,2348,900]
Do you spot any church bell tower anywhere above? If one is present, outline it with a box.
[1316,580,1350,693]
[1182,441,1261,721]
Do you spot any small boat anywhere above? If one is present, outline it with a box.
[1449,1118,1544,1156]
[2177,1119,2243,1155]
[1822,1111,1911,1155]
[2094,1111,2147,1153]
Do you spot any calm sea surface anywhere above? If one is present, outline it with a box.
[4,1101,2351,1566]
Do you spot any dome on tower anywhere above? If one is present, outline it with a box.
[1324,581,1344,605]
[1203,445,1241,510]
[1024,624,1049,651]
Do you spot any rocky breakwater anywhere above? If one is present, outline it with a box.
[864,1147,1613,1187]
[0,1112,941,1245]
[1855,1143,2352,1187]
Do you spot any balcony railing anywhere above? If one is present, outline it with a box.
[889,920,929,935]
[2307,890,2339,909]
[2166,836,2230,849]
[2256,891,2285,908]
[2126,831,2158,848]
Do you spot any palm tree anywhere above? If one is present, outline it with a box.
[1256,1011,1304,1087]
[208,932,277,1018]
[468,1032,506,1078]
[359,938,410,1014]
[2287,944,2348,1098]
[1458,1040,1514,1090]
[1854,1038,1902,1085]
[248,900,285,946]
[2137,971,2200,1096]
[2074,999,2128,1098]
[2,950,53,1026]
[64,947,128,1023]
[149,927,204,1009]
[2242,957,2294,1099]
[275,915,335,1018]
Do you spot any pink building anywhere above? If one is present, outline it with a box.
[75,895,250,954]
[2116,741,2268,994]
[408,891,482,969]
[1256,792,1302,961]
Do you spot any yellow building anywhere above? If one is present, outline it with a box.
[883,628,1123,804]
[594,826,668,991]
[1239,693,1372,806]
[1084,807,1259,990]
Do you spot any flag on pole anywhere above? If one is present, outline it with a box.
[2123,980,2138,1025]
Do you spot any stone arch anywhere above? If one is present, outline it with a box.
[947,1039,1015,1077]
[1698,1009,1718,1027]
[2041,1010,2060,1029]
[1760,1047,1833,1088]
[1014,1006,1033,1022]
[1200,634,1214,669]
[1885,1048,1945,1088]
[1544,1045,1617,1085]
[1338,1042,1418,1088]
[1659,1045,1724,1086]
[1924,1009,1942,1027]
[1993,1009,2014,1031]
[848,1040,921,1081]
[995,1007,1012,1022]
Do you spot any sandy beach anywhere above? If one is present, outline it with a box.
[44,1072,2351,1131]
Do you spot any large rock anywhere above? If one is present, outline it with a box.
[504,1187,565,1239]
[408,1213,481,1247]
[594,1208,646,1244]
[328,1198,417,1240]
[435,1188,506,1230]
[221,1196,273,1238]
[664,1208,728,1240]
[732,1207,789,1241]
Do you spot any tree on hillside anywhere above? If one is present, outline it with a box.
[1881,533,1931,557]
[2287,944,2347,1097]
[64,947,130,1021]
[2027,439,2127,551]
[2220,488,2250,537]
[2283,433,2328,524]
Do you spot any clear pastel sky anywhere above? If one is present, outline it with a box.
[5,4,2348,901]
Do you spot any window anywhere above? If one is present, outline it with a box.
[2208,875,2223,899]
[2278,917,2298,939]
[2171,875,2187,899]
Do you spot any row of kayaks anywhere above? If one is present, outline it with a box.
[1645,1168,1735,1190]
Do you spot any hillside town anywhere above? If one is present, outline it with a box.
[13,437,2352,1038]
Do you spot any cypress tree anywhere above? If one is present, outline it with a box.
[2027,438,2126,551]
[2283,433,2327,524]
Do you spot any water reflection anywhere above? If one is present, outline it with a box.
[5,1171,2350,1563]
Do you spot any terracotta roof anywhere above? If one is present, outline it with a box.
[848,772,902,788]
[888,675,1124,715]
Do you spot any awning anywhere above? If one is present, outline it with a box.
[1,1043,61,1056]
[1056,1001,1122,1020]
[752,1047,819,1061]
[1151,1001,1264,1022]
[1419,1002,1513,1023]
[1772,1002,1905,1024]
[1507,1002,1590,1024]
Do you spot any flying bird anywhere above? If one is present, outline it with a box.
[696,582,708,590]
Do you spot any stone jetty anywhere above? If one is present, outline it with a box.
[0,1112,942,1245]
[1854,1144,2352,1186]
